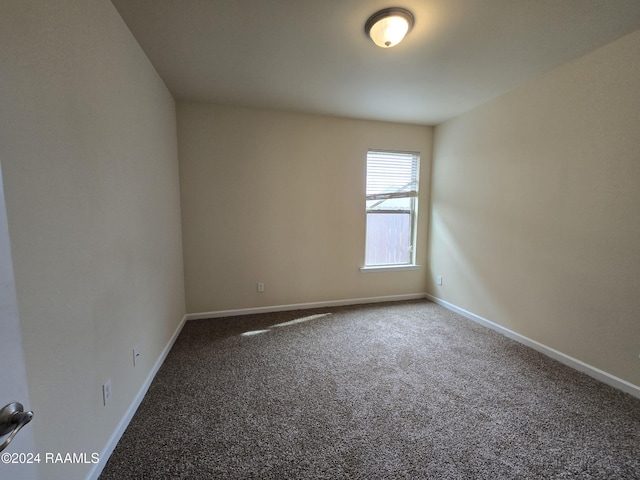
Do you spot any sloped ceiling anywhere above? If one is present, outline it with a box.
[112,0,640,125]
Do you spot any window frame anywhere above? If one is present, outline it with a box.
[362,149,420,270]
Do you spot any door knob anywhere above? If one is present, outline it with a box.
[0,402,33,452]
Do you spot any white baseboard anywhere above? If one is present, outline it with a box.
[425,293,640,400]
[185,293,428,321]
[85,314,188,480]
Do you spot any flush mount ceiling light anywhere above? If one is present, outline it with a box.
[365,7,414,48]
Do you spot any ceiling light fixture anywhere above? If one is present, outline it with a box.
[365,7,414,48]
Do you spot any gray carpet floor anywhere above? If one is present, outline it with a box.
[100,300,640,479]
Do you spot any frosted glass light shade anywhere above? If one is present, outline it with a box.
[365,8,414,48]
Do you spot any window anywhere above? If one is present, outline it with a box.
[364,149,420,268]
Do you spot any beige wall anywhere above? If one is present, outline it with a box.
[0,1,185,479]
[178,103,432,313]
[429,29,640,387]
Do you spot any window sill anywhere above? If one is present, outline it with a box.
[359,264,421,273]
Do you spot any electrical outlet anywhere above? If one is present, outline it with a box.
[257,282,265,293]
[103,379,112,406]
[437,276,443,286]
[133,345,140,367]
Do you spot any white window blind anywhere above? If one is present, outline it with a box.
[366,150,419,201]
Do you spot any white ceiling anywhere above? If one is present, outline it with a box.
[112,0,640,125]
